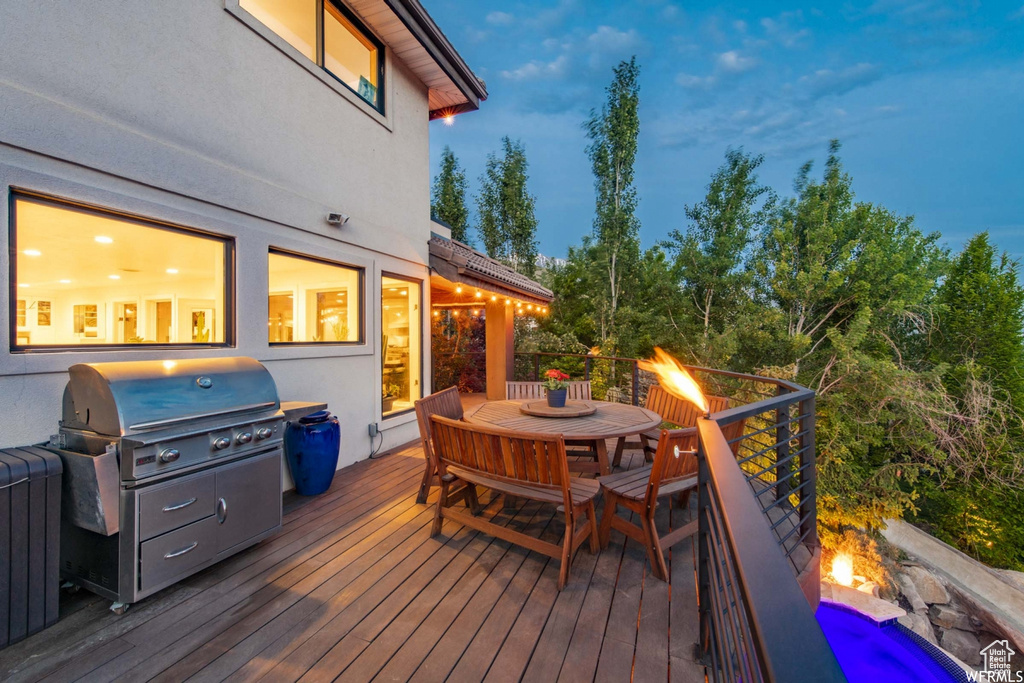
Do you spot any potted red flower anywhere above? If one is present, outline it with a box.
[542,369,570,408]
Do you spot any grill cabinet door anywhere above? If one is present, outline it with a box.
[214,449,281,553]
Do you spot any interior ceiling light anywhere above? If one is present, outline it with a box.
[109,274,121,280]
[166,268,179,274]
[23,249,41,257]
[59,279,71,284]
[18,283,29,288]
[95,236,113,244]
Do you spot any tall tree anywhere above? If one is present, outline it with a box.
[584,57,642,348]
[476,137,539,276]
[934,232,1024,412]
[431,146,471,243]
[664,148,774,364]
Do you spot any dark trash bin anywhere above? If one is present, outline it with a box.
[284,411,340,496]
[0,446,62,649]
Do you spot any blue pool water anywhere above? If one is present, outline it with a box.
[816,603,969,683]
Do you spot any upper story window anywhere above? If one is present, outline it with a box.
[10,194,232,350]
[240,0,384,112]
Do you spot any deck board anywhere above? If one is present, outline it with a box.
[0,435,705,682]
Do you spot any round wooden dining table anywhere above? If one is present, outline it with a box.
[464,399,662,476]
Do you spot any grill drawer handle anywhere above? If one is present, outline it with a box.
[217,497,228,524]
[162,497,197,513]
[164,541,198,559]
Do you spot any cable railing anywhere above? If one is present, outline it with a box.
[489,351,844,681]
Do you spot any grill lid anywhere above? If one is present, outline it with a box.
[61,357,280,437]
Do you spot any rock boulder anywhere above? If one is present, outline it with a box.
[905,566,950,605]
[899,612,938,645]
[940,628,982,667]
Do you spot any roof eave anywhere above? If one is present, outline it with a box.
[385,0,488,118]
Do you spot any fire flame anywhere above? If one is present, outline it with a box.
[832,552,854,587]
[640,347,709,414]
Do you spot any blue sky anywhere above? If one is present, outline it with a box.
[425,0,1024,263]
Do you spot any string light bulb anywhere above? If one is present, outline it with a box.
[455,285,462,294]
[475,291,481,298]
[491,295,497,301]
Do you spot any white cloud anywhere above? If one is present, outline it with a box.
[676,73,716,89]
[733,20,748,33]
[799,63,883,98]
[464,27,488,43]
[500,55,569,81]
[585,26,642,54]
[485,11,514,26]
[760,14,810,47]
[662,4,681,20]
[717,50,757,73]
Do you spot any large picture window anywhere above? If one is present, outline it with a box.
[382,274,421,417]
[10,194,231,350]
[268,250,364,344]
[240,0,384,112]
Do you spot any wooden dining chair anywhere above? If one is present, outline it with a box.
[505,380,593,401]
[599,420,747,582]
[412,386,464,504]
[507,380,598,462]
[615,386,730,466]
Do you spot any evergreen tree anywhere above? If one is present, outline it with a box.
[431,146,471,244]
[934,233,1024,411]
[476,137,538,276]
[583,57,642,349]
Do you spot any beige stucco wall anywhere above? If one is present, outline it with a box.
[0,0,436,471]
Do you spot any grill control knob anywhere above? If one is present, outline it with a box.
[213,437,231,451]
[236,432,253,445]
[255,427,273,440]
[159,448,180,463]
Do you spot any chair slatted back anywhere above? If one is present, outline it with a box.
[644,418,748,506]
[506,381,592,401]
[429,415,573,503]
[645,428,699,506]
[414,386,464,464]
[644,386,729,427]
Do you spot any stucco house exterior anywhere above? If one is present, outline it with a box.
[0,0,487,477]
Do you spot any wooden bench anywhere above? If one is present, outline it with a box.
[429,415,600,589]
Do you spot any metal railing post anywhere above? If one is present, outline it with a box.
[632,361,640,406]
[584,355,591,382]
[696,432,713,667]
[775,386,792,500]
[798,395,817,547]
[533,353,540,381]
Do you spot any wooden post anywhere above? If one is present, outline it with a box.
[485,300,514,400]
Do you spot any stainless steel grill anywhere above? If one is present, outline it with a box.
[51,357,285,612]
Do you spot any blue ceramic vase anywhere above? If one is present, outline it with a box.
[284,410,340,496]
[546,388,568,408]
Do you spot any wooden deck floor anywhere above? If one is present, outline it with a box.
[0,440,705,682]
